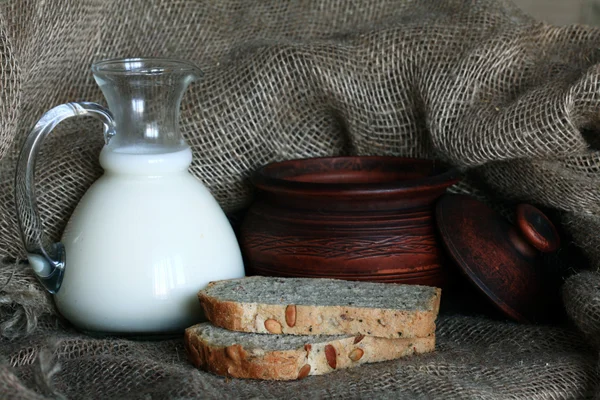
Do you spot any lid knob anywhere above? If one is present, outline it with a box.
[515,204,560,253]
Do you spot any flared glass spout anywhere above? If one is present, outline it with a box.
[92,57,202,154]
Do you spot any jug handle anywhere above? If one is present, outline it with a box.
[14,102,116,294]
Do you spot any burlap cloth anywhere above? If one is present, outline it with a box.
[3,0,600,398]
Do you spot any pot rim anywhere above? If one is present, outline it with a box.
[251,156,461,197]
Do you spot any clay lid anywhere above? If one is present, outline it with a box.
[435,194,560,323]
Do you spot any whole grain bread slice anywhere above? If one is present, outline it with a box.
[184,322,435,380]
[198,276,441,338]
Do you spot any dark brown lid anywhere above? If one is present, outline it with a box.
[435,194,560,323]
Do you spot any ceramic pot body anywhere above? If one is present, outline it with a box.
[240,156,459,287]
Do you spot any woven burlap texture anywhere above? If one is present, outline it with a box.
[2,0,600,398]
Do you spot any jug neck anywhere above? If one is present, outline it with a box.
[99,146,193,175]
[92,58,202,154]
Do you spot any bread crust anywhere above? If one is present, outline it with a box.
[199,287,440,339]
[184,324,436,380]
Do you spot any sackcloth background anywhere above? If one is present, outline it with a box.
[2,0,600,398]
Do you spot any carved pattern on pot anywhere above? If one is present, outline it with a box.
[244,232,437,259]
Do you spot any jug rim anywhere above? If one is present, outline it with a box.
[91,57,203,77]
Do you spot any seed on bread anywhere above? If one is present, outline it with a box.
[325,344,337,369]
[264,319,282,334]
[349,348,364,361]
[354,335,365,344]
[225,344,244,362]
[285,305,297,327]
[304,343,312,357]
[297,364,311,379]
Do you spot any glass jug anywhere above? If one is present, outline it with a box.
[15,58,245,335]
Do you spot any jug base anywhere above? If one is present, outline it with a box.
[78,329,183,341]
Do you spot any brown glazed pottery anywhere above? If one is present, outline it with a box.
[239,156,460,287]
[436,194,561,323]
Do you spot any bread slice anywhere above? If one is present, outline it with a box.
[199,276,441,339]
[185,322,435,380]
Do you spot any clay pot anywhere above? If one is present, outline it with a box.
[239,156,460,287]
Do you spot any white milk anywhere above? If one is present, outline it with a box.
[55,145,245,334]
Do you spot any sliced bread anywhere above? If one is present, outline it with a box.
[184,322,435,380]
[198,276,441,338]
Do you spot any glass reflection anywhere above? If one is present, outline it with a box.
[153,254,186,299]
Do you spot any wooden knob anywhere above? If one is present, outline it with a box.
[515,204,560,253]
